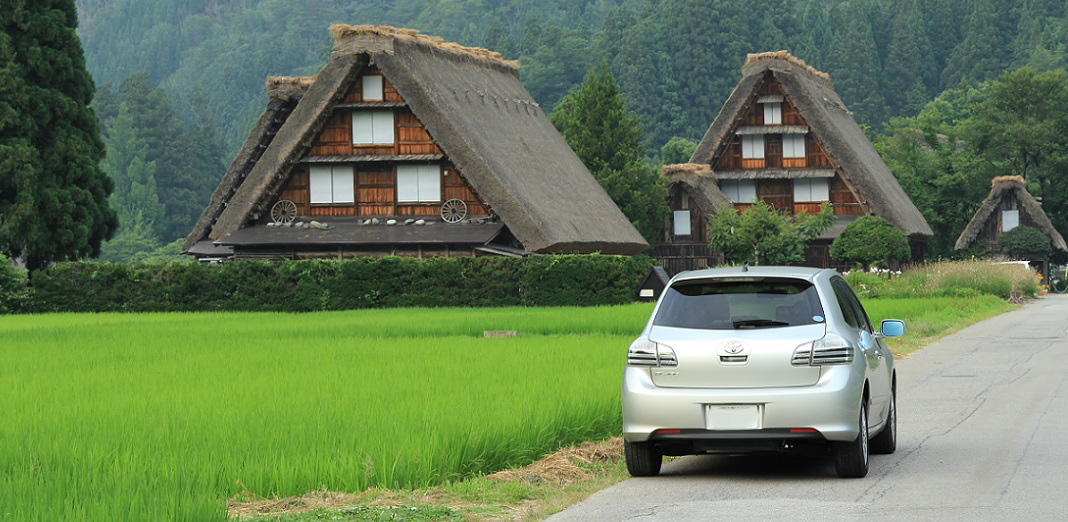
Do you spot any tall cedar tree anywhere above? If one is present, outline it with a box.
[0,0,117,269]
[550,60,668,244]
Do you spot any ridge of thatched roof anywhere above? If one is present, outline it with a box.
[744,51,831,85]
[954,176,1067,251]
[329,24,520,72]
[662,163,731,214]
[192,25,645,255]
[690,50,932,238]
[266,76,316,100]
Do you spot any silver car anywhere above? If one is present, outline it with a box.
[623,266,905,478]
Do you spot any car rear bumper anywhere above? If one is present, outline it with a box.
[622,364,864,444]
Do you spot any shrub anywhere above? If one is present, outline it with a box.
[997,225,1052,258]
[831,216,911,269]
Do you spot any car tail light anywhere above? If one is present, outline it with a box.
[792,333,854,366]
[627,338,678,367]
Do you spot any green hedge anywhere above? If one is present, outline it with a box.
[1,254,31,314]
[26,255,655,313]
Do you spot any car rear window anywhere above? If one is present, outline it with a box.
[653,277,826,330]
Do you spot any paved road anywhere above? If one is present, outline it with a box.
[549,295,1068,521]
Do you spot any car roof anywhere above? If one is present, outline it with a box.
[670,265,836,284]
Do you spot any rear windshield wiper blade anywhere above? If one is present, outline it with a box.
[733,319,789,329]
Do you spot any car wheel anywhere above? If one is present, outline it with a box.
[624,440,662,477]
[834,401,869,478]
[870,389,896,455]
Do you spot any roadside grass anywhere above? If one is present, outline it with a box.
[861,295,1016,356]
[0,291,1020,521]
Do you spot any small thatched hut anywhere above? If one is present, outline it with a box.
[185,25,646,260]
[659,51,931,272]
[955,176,1066,281]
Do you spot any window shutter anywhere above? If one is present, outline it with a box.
[372,111,394,144]
[742,135,764,159]
[332,166,355,203]
[353,111,394,144]
[418,164,440,201]
[352,112,374,144]
[764,102,782,125]
[396,165,419,202]
[784,134,805,158]
[310,166,334,204]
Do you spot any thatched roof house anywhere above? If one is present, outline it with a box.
[954,176,1067,252]
[657,51,931,272]
[185,25,646,260]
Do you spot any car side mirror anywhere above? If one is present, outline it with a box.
[880,319,906,338]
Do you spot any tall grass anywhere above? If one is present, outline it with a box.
[844,260,1040,299]
[0,306,651,521]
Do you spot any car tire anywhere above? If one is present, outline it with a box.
[834,401,869,478]
[870,389,896,455]
[624,440,662,477]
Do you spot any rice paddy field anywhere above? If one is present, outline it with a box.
[0,306,652,521]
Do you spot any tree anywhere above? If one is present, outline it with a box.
[708,201,834,266]
[551,60,669,244]
[102,104,164,237]
[659,136,698,165]
[997,225,1052,259]
[830,215,912,270]
[0,0,118,269]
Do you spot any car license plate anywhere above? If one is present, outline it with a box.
[705,404,761,430]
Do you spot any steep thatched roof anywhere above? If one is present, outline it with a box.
[183,76,309,251]
[190,25,645,255]
[690,50,932,238]
[662,163,731,213]
[954,176,1067,251]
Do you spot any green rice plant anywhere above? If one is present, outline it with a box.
[0,306,651,521]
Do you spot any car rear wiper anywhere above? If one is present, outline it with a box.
[732,319,789,329]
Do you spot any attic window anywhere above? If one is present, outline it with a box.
[764,102,782,125]
[673,210,691,236]
[363,75,384,101]
[397,163,441,202]
[721,180,757,203]
[310,166,355,204]
[353,111,395,145]
[1002,210,1019,232]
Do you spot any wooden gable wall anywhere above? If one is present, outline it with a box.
[271,66,489,220]
[711,75,862,217]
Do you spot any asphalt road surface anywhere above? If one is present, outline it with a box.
[549,294,1068,521]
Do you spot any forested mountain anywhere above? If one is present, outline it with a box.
[76,0,1067,153]
[70,0,1068,260]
